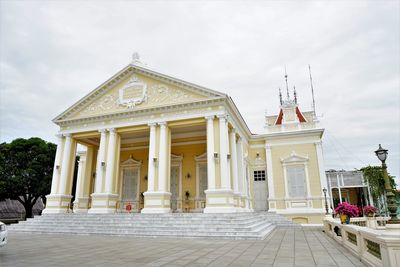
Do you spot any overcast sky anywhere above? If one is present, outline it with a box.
[1,1,399,183]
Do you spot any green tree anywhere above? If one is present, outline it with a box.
[360,165,396,215]
[0,138,56,218]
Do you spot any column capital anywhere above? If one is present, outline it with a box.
[158,121,168,127]
[314,141,322,146]
[98,128,107,134]
[265,144,272,149]
[205,115,215,121]
[63,133,72,138]
[55,133,64,139]
[148,122,157,127]
[217,114,228,120]
[108,128,116,133]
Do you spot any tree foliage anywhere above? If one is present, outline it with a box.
[360,165,396,214]
[0,138,56,218]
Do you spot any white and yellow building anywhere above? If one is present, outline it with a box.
[43,55,328,224]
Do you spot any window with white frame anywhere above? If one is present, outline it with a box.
[286,165,306,197]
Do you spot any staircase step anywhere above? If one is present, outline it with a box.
[9,212,297,240]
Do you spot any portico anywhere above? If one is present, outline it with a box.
[44,112,250,214]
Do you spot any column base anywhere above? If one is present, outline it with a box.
[88,193,119,214]
[204,189,236,213]
[141,191,171,214]
[233,192,241,208]
[43,194,72,214]
[73,197,90,213]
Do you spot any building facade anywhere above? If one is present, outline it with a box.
[43,56,328,224]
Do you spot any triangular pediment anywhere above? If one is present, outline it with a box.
[280,151,309,163]
[121,156,142,167]
[54,64,225,122]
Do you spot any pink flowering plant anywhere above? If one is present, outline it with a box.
[363,205,377,215]
[334,202,359,217]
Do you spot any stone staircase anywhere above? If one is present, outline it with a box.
[8,212,299,240]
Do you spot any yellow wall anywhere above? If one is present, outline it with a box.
[172,143,206,210]
[270,143,321,200]
[288,214,324,224]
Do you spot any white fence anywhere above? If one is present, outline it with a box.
[324,217,400,267]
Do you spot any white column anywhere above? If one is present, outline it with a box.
[315,141,328,196]
[230,129,239,194]
[104,128,117,193]
[236,137,244,195]
[206,116,216,190]
[147,123,157,192]
[367,180,374,206]
[58,134,73,195]
[74,151,87,198]
[218,115,230,189]
[94,129,107,193]
[265,145,275,199]
[158,122,168,192]
[50,134,64,194]
[328,174,335,210]
[337,173,342,204]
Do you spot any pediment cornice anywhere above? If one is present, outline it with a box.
[54,64,226,123]
[56,97,225,127]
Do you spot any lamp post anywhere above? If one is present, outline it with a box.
[323,188,329,215]
[374,144,399,224]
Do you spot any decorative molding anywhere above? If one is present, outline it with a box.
[120,156,142,167]
[118,76,148,108]
[171,154,183,163]
[195,152,207,162]
[280,151,309,164]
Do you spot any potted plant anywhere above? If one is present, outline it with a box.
[363,205,377,217]
[334,202,359,224]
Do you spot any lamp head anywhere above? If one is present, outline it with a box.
[375,144,388,163]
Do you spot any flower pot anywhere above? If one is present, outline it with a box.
[340,214,350,224]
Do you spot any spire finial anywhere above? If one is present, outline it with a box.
[308,64,316,116]
[279,88,283,105]
[284,66,290,100]
[293,86,297,104]
[131,52,143,65]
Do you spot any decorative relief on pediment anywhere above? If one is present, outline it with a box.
[118,76,148,108]
[81,92,119,115]
[148,84,193,104]
[74,78,207,118]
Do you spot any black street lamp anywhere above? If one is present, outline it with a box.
[374,144,399,224]
[322,188,329,215]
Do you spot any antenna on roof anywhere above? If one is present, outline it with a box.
[284,66,290,100]
[279,88,283,105]
[308,64,316,116]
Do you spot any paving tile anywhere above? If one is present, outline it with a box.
[0,227,369,267]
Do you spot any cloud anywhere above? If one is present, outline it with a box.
[0,1,399,182]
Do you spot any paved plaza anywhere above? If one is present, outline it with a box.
[0,227,365,267]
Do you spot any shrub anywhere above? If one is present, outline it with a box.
[363,205,377,215]
[334,202,359,217]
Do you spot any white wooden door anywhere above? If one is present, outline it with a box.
[199,164,207,199]
[122,168,138,202]
[170,166,179,211]
[253,170,268,211]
